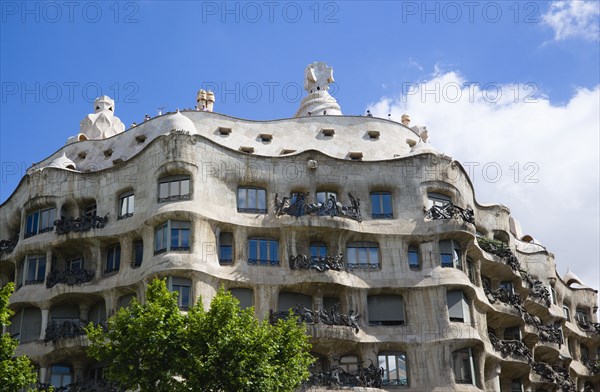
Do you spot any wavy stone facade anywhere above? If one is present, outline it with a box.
[1,76,599,391]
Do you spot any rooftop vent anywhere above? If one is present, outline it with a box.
[321,128,335,137]
[113,158,124,165]
[348,152,363,161]
[218,127,232,136]
[259,133,273,143]
[135,135,147,143]
[367,130,380,140]
[280,149,296,155]
[239,146,255,154]
[77,151,87,160]
[104,149,113,158]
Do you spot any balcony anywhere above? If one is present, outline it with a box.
[576,319,600,335]
[54,214,109,235]
[531,363,576,391]
[488,333,532,362]
[477,237,520,272]
[424,202,474,224]
[274,192,362,222]
[269,304,361,333]
[0,231,18,254]
[306,361,383,388]
[36,379,121,392]
[44,320,88,343]
[289,254,343,272]
[46,268,95,288]
[486,287,524,313]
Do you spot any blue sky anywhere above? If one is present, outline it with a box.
[1,1,599,289]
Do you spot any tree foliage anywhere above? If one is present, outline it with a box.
[86,279,313,392]
[0,283,38,392]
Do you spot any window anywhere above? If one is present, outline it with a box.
[69,257,83,270]
[580,345,589,361]
[504,326,521,341]
[371,192,393,219]
[20,256,46,286]
[348,152,363,161]
[219,232,234,264]
[482,276,491,292]
[367,130,380,140]
[575,308,588,323]
[378,353,408,386]
[133,240,143,267]
[158,175,191,202]
[310,242,327,258]
[368,295,405,325]
[447,290,471,323]
[50,365,73,387]
[118,192,134,219]
[440,240,462,269]
[237,187,267,213]
[452,348,475,385]
[407,245,420,269]
[154,220,191,254]
[50,303,79,324]
[563,305,570,321]
[339,355,358,373]
[25,207,56,237]
[105,244,121,273]
[511,379,523,392]
[9,307,41,343]
[169,276,191,310]
[323,297,339,310]
[84,203,97,218]
[248,238,279,266]
[427,192,451,208]
[278,292,312,311]
[347,241,380,269]
[316,191,337,205]
[500,281,514,293]
[466,257,475,284]
[321,128,335,137]
[230,288,253,310]
[88,301,106,325]
[118,293,135,310]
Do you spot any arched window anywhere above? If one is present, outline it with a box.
[237,187,267,213]
[346,241,380,269]
[278,292,312,311]
[452,348,475,385]
[105,244,121,274]
[155,220,191,254]
[407,245,420,269]
[427,192,451,208]
[158,175,191,202]
[378,352,408,386]
[230,288,254,310]
[248,238,279,266]
[440,240,462,269]
[18,255,46,287]
[118,191,134,219]
[368,294,405,325]
[25,206,56,237]
[447,290,471,323]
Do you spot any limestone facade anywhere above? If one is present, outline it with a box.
[0,74,598,391]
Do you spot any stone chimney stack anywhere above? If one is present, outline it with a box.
[196,89,215,112]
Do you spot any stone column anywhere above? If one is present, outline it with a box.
[79,304,89,321]
[40,308,49,341]
[39,366,48,384]
[73,361,85,383]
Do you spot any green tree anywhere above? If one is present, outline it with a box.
[86,279,313,392]
[0,283,37,392]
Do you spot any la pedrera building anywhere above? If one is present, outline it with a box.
[0,62,598,392]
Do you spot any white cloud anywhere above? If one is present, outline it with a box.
[542,0,600,41]
[368,71,600,291]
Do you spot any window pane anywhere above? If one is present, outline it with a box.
[347,248,357,264]
[259,240,268,260]
[159,182,169,199]
[40,210,49,229]
[180,286,190,307]
[180,179,190,196]
[134,241,143,266]
[408,248,419,267]
[170,181,178,197]
[368,247,379,265]
[115,246,121,270]
[38,259,46,280]
[27,259,37,281]
[372,194,381,214]
[171,229,180,248]
[317,192,326,204]
[128,195,134,213]
[238,188,246,208]
[269,240,278,262]
[257,189,266,209]
[378,356,388,379]
[382,193,392,214]
[358,248,368,264]
[249,240,257,260]
[120,198,128,216]
[388,356,397,380]
[181,229,190,248]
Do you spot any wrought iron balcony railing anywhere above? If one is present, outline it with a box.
[0,231,18,254]
[485,288,523,309]
[488,333,532,362]
[54,214,109,235]
[289,254,343,272]
[532,362,576,392]
[157,193,190,203]
[44,320,88,343]
[477,237,520,272]
[269,304,361,333]
[424,202,474,224]
[275,192,362,222]
[576,319,600,334]
[248,258,279,266]
[306,361,383,388]
[46,268,95,288]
